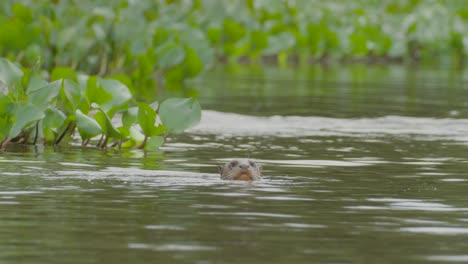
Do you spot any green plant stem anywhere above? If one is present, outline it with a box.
[96,134,104,148]
[137,136,148,149]
[54,121,75,146]
[100,136,109,149]
[32,121,39,145]
[0,138,11,151]
[82,138,90,146]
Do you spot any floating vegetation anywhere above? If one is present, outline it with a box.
[0,0,466,150]
[0,58,201,150]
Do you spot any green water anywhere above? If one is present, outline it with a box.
[2,65,468,264]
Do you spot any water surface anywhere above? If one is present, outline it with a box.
[2,65,468,263]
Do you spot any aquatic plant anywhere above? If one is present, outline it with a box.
[0,58,201,150]
[0,0,466,79]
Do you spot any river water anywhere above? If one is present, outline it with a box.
[2,65,468,263]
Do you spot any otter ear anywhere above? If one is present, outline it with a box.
[217,165,223,175]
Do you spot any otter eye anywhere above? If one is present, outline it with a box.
[249,161,255,167]
[230,161,238,168]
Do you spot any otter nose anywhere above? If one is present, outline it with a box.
[239,164,250,170]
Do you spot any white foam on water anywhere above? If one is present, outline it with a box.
[190,110,468,140]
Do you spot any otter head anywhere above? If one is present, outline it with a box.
[218,159,262,181]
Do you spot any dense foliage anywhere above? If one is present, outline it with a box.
[1,0,467,76]
[0,58,201,150]
[0,0,466,149]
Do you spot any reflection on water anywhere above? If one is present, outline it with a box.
[2,66,468,263]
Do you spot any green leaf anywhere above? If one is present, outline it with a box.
[129,125,145,145]
[99,78,132,114]
[9,103,45,138]
[250,30,268,54]
[42,108,66,129]
[51,67,77,82]
[349,32,368,55]
[12,3,33,23]
[159,98,201,134]
[95,109,121,138]
[61,79,82,112]
[75,109,102,140]
[0,58,23,88]
[42,108,66,142]
[155,42,186,68]
[165,65,184,85]
[264,31,296,55]
[0,116,10,141]
[28,80,61,109]
[137,103,157,136]
[145,136,164,150]
[85,76,112,106]
[207,27,221,44]
[223,18,246,43]
[122,107,138,128]
[183,46,203,78]
[26,73,48,93]
[0,93,14,116]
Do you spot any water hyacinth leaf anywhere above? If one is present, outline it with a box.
[117,126,130,140]
[0,116,10,140]
[99,79,132,113]
[61,79,82,112]
[108,74,134,93]
[155,42,186,68]
[165,65,184,85]
[95,110,120,138]
[144,136,164,150]
[9,103,45,138]
[28,80,61,109]
[122,106,138,128]
[184,45,203,78]
[26,74,48,93]
[223,18,246,43]
[75,109,102,140]
[349,33,368,55]
[250,30,268,54]
[0,58,23,88]
[207,27,221,44]
[51,67,77,82]
[137,103,156,136]
[86,76,112,106]
[0,93,13,116]
[12,3,34,23]
[42,108,66,142]
[264,31,296,55]
[159,98,201,134]
[42,108,66,129]
[152,124,166,136]
[77,74,89,91]
[129,125,145,145]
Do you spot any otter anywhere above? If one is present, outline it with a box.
[217,159,262,181]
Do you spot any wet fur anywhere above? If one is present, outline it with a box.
[218,159,262,181]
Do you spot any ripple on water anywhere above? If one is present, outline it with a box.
[283,223,325,229]
[128,243,216,251]
[255,196,315,201]
[347,198,468,212]
[190,110,468,141]
[59,162,97,167]
[145,225,185,231]
[427,255,468,262]
[0,191,42,195]
[400,227,468,235]
[199,212,299,218]
[256,159,371,168]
